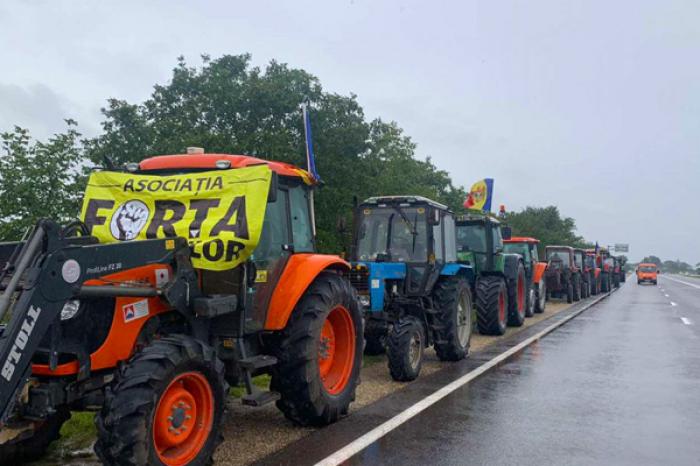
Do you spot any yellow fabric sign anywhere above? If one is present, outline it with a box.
[80,166,272,271]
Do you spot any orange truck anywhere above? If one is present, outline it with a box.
[636,263,659,285]
[503,237,548,314]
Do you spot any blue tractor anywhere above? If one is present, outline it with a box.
[349,196,474,381]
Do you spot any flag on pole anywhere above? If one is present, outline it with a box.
[301,103,320,182]
[464,178,494,212]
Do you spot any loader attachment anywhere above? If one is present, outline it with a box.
[0,220,197,425]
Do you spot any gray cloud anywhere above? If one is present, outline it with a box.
[0,0,698,264]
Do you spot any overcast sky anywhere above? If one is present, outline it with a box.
[1,0,698,264]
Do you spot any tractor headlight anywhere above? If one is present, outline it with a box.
[60,300,81,321]
[359,295,370,307]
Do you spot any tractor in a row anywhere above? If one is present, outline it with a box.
[454,214,527,336]
[503,236,548,315]
[348,196,473,381]
[0,152,364,465]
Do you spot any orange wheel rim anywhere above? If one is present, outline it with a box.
[153,371,214,466]
[318,305,355,395]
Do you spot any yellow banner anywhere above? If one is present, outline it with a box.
[80,166,272,271]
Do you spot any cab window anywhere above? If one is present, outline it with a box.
[289,185,314,252]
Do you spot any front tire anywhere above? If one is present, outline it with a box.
[95,335,226,466]
[476,276,508,336]
[507,263,526,327]
[432,277,472,361]
[566,281,574,303]
[273,272,363,426]
[534,281,546,314]
[387,316,425,381]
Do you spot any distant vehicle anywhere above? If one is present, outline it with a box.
[573,248,590,299]
[503,236,548,315]
[637,263,658,285]
[585,250,602,295]
[544,246,582,303]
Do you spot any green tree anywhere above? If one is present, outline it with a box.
[503,206,587,258]
[641,255,662,267]
[0,122,84,240]
[86,54,467,252]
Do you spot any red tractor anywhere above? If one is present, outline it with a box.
[543,246,582,303]
[0,152,363,465]
[503,237,548,315]
[573,248,590,299]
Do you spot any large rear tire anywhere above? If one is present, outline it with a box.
[572,274,581,302]
[95,335,226,466]
[507,263,526,327]
[387,316,425,381]
[534,281,546,314]
[566,281,574,303]
[476,276,508,336]
[432,277,472,361]
[272,272,363,426]
[0,408,70,464]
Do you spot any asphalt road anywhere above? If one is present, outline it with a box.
[343,278,700,466]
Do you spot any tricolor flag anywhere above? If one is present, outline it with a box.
[464,178,494,212]
[301,103,320,182]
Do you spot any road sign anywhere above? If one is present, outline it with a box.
[614,243,629,253]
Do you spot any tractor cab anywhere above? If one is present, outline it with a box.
[454,214,504,274]
[351,196,459,307]
[350,196,473,381]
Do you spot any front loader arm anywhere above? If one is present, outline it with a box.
[0,220,196,424]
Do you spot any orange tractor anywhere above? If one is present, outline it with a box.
[502,237,548,315]
[0,152,363,465]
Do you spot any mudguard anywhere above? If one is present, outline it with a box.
[265,254,350,330]
[533,261,547,284]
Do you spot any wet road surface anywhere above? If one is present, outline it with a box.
[345,279,700,466]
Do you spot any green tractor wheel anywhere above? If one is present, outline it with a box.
[476,276,508,336]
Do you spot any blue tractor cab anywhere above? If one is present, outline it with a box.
[349,196,474,381]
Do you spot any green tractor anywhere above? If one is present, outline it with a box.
[455,214,527,336]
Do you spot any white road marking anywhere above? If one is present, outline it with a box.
[671,301,678,307]
[664,293,669,298]
[681,317,693,325]
[662,275,700,290]
[314,294,609,466]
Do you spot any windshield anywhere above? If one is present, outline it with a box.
[585,256,596,268]
[356,206,427,262]
[456,223,486,253]
[574,252,584,267]
[504,243,529,260]
[546,249,570,266]
[639,265,656,272]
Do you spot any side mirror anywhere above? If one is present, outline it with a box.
[501,226,512,240]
